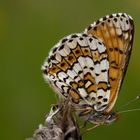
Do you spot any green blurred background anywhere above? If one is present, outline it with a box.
[0,0,140,140]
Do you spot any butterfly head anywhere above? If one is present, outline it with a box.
[103,112,119,124]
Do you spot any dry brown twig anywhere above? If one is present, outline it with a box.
[26,101,81,140]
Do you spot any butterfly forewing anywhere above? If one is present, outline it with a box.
[84,13,134,113]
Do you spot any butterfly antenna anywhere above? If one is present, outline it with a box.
[116,95,140,114]
[117,95,140,111]
[118,108,140,114]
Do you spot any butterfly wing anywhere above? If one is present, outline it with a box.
[84,13,134,113]
[42,33,111,113]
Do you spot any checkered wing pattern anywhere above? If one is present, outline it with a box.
[42,33,110,112]
[84,13,134,113]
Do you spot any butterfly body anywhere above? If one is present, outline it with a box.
[42,13,134,125]
[82,110,117,125]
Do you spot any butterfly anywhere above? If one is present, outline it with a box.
[42,13,134,126]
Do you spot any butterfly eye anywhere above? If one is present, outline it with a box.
[106,112,117,124]
[107,114,112,120]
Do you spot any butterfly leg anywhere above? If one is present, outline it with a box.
[81,124,100,136]
[80,120,88,128]
[86,124,100,131]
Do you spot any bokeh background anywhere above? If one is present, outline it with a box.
[0,0,140,140]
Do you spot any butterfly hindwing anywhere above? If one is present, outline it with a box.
[42,33,111,112]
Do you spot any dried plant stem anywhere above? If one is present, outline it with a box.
[26,101,81,140]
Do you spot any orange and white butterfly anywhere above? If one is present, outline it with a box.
[42,13,134,126]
